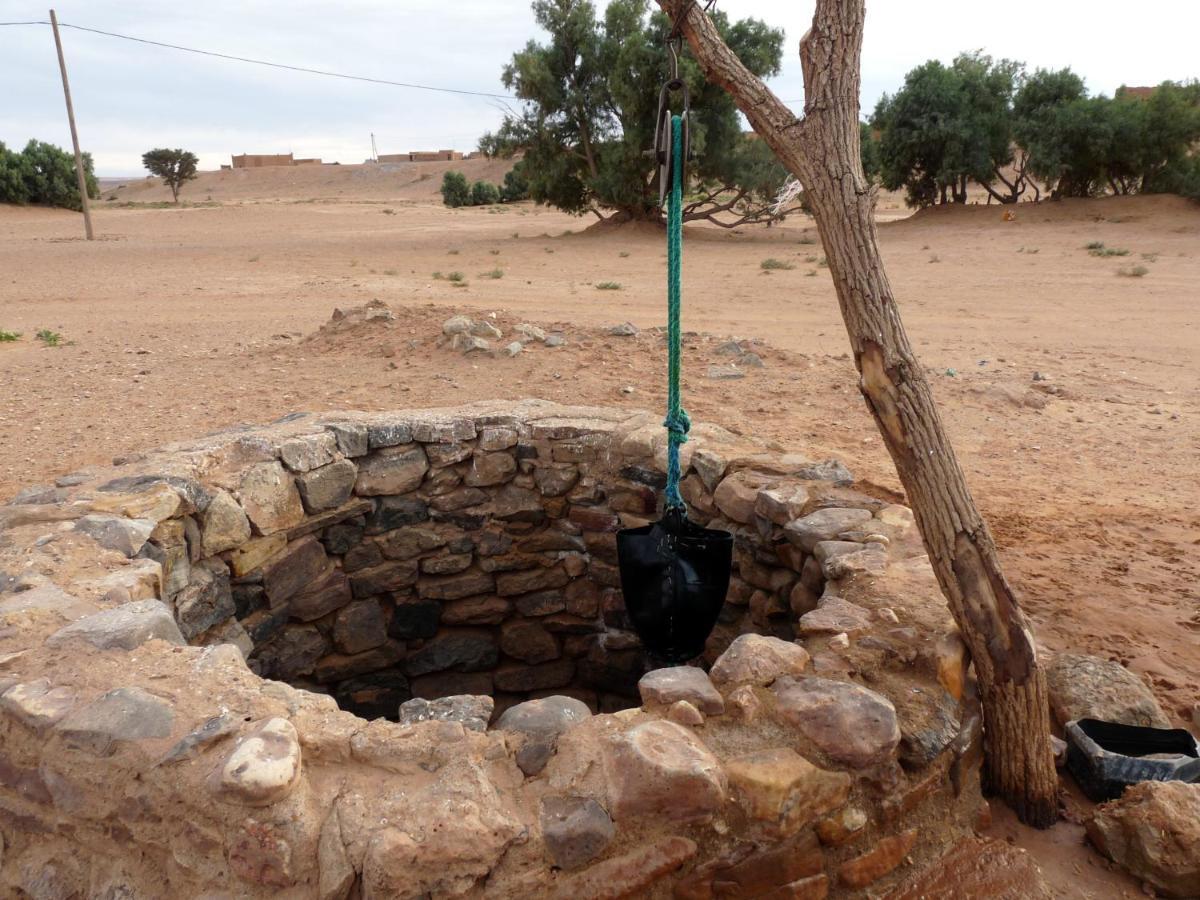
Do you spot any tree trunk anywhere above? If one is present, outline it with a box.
[657,0,1058,827]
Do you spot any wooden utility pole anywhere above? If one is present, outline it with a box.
[657,0,1059,827]
[49,9,94,240]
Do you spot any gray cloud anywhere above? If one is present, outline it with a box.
[1,0,1195,175]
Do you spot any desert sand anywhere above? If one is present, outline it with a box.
[1,163,1196,895]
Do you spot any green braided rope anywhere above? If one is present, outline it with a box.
[663,113,691,509]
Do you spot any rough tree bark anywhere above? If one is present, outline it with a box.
[657,0,1058,827]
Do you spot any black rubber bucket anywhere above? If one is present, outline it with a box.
[1065,718,1200,802]
[616,507,732,664]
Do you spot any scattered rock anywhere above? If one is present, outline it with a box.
[453,333,490,354]
[442,315,473,335]
[1046,653,1170,728]
[497,695,591,775]
[541,796,615,870]
[638,666,724,715]
[608,322,638,336]
[516,323,546,342]
[217,717,302,806]
[46,599,184,651]
[706,364,744,380]
[398,695,493,732]
[710,633,810,687]
[502,341,523,357]
[771,676,901,769]
[470,321,503,339]
[545,334,566,347]
[1086,781,1200,898]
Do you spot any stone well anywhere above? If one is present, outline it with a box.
[0,400,987,898]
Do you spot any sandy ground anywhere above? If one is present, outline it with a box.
[1,166,1197,896]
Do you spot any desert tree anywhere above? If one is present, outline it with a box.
[141,148,198,203]
[2,140,99,210]
[481,0,803,227]
[656,0,1059,825]
[872,52,1023,207]
[440,171,471,208]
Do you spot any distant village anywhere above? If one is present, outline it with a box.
[223,149,484,169]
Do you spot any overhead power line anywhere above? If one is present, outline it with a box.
[0,19,515,100]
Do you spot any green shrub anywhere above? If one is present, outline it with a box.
[470,180,500,206]
[36,329,63,346]
[0,330,20,342]
[446,271,465,283]
[1086,242,1130,257]
[0,139,98,210]
[479,268,504,279]
[499,163,530,202]
[760,258,794,270]
[1118,265,1149,277]
[596,281,621,290]
[440,171,471,207]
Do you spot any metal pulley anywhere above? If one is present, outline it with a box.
[649,36,691,206]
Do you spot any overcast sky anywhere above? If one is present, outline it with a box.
[2,0,1197,176]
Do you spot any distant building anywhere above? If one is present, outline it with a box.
[375,150,465,163]
[1116,85,1157,100]
[230,153,323,168]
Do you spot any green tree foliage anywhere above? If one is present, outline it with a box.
[859,123,881,180]
[470,180,500,205]
[440,171,505,207]
[0,140,98,210]
[440,171,471,207]
[500,162,531,202]
[0,142,28,204]
[141,148,199,203]
[1016,76,1200,198]
[480,0,799,226]
[872,52,1022,206]
[877,57,1200,206]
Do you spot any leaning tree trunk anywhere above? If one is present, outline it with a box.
[658,0,1058,827]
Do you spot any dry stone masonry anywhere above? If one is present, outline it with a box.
[0,400,989,897]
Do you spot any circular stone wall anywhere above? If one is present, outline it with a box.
[0,401,988,899]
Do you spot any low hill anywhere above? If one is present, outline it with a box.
[103,156,516,205]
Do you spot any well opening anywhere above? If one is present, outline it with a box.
[167,406,833,725]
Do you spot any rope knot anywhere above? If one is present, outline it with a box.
[663,408,691,444]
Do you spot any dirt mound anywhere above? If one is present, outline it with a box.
[896,192,1199,230]
[104,156,517,205]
